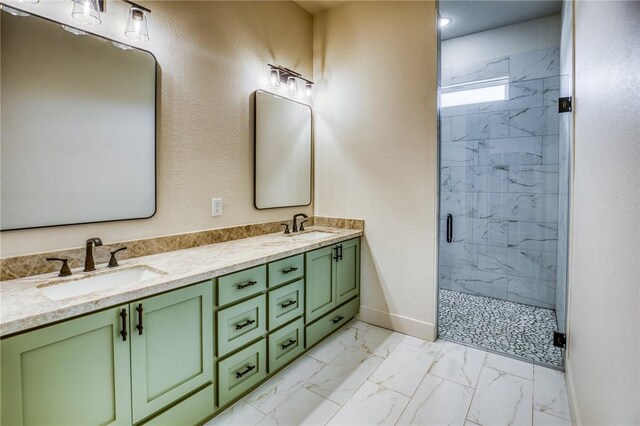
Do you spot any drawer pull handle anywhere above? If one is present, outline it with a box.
[281,300,296,309]
[282,267,298,274]
[237,280,257,290]
[235,365,256,378]
[136,304,144,335]
[332,315,345,324]
[333,246,340,261]
[235,319,256,330]
[280,339,297,350]
[338,244,343,261]
[119,308,128,341]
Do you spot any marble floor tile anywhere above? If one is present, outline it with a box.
[467,368,534,426]
[401,334,444,355]
[396,374,474,426]
[326,381,410,426]
[256,388,340,426]
[307,326,360,364]
[304,347,384,405]
[244,355,326,414]
[348,319,371,331]
[484,352,534,380]
[204,401,264,426]
[350,324,405,358]
[533,410,572,426]
[368,342,437,396]
[533,366,571,420]
[429,341,486,387]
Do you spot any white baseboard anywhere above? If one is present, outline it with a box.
[358,305,436,341]
[564,360,582,425]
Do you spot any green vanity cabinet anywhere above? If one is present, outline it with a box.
[0,281,213,426]
[130,282,213,423]
[305,238,361,323]
[0,306,133,426]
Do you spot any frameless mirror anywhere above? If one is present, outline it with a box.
[254,90,312,209]
[1,9,156,231]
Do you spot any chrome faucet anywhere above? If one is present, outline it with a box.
[84,237,103,272]
[292,213,308,233]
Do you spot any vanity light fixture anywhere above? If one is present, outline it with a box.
[287,76,298,96]
[124,2,150,41]
[71,0,101,25]
[266,64,314,101]
[439,17,452,27]
[62,24,87,35]
[17,0,39,3]
[267,68,281,90]
[0,4,30,16]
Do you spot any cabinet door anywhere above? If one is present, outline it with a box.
[1,306,132,426]
[336,238,360,305]
[305,245,337,323]
[130,281,213,423]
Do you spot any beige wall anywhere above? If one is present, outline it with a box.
[313,2,438,339]
[0,0,313,257]
[566,1,640,424]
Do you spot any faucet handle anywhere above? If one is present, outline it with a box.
[46,257,72,277]
[108,247,128,268]
[299,219,308,232]
[280,223,291,235]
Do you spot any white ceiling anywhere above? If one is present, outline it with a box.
[294,0,347,15]
[439,0,562,40]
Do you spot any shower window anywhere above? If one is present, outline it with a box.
[441,77,509,108]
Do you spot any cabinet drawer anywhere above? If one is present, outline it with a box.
[268,279,304,330]
[218,265,267,307]
[268,254,304,287]
[306,297,359,349]
[268,318,304,373]
[217,339,267,407]
[141,384,214,426]
[217,295,266,357]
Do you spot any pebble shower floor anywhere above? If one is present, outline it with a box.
[438,289,563,367]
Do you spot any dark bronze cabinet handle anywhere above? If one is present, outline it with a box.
[235,319,256,330]
[237,280,257,290]
[281,300,296,309]
[338,244,343,261]
[333,246,340,261]
[282,267,298,274]
[280,339,297,350]
[446,214,453,243]
[332,315,344,324]
[119,309,128,341]
[235,365,256,378]
[136,304,143,335]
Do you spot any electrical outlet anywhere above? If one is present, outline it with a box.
[212,198,223,216]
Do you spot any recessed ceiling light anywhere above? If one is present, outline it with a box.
[440,17,452,27]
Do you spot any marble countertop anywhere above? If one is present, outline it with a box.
[0,227,362,338]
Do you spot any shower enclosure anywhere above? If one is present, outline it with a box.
[437,8,573,367]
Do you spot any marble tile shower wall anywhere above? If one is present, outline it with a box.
[439,46,561,309]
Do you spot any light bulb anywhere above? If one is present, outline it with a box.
[287,77,298,96]
[267,69,281,90]
[71,0,101,25]
[304,83,313,100]
[125,7,149,41]
[439,17,452,27]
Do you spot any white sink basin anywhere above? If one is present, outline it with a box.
[38,266,166,300]
[291,231,336,241]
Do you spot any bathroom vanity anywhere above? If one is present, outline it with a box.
[0,229,361,425]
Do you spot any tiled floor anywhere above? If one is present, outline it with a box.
[206,320,572,426]
[438,289,564,367]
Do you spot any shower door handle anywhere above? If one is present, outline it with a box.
[446,214,453,243]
